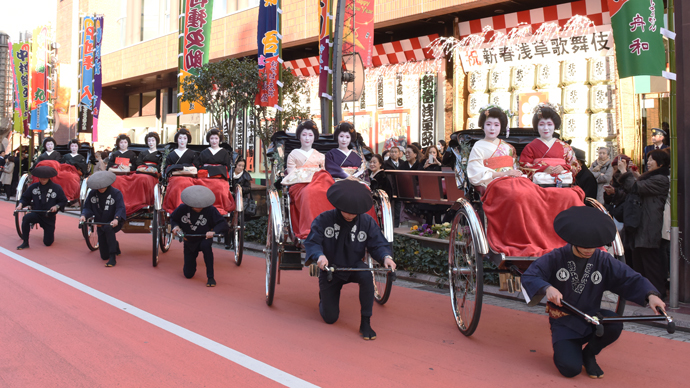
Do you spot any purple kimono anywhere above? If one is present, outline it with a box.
[324,149,362,179]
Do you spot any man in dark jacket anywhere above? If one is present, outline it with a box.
[16,166,68,249]
[573,148,597,201]
[382,146,407,227]
[80,171,127,267]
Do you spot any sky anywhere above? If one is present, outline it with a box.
[0,0,57,42]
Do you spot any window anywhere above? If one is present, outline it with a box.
[141,0,160,41]
[128,94,140,117]
[142,91,157,116]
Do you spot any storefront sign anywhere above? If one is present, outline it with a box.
[460,26,612,72]
[235,108,246,156]
[246,108,256,172]
[178,0,214,114]
[377,76,384,108]
[93,16,104,138]
[607,0,664,78]
[256,0,281,107]
[419,73,436,148]
[78,18,95,133]
[395,73,404,108]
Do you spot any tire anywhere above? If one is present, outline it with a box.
[152,212,160,267]
[368,253,392,305]
[449,206,484,336]
[265,216,279,306]
[14,175,31,239]
[233,210,244,266]
[159,211,173,253]
[14,204,24,239]
[82,219,99,251]
[601,255,626,315]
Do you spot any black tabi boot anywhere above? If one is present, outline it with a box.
[105,255,117,267]
[16,241,29,250]
[582,345,604,378]
[359,316,377,340]
[207,278,217,287]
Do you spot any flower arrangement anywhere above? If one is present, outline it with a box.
[410,222,452,239]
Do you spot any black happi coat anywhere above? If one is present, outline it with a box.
[195,148,232,180]
[136,149,163,171]
[33,151,62,168]
[107,149,138,170]
[170,204,229,242]
[304,210,392,274]
[522,245,657,343]
[81,186,127,223]
[61,153,89,176]
[19,180,68,225]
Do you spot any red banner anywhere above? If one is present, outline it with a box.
[256,0,281,107]
[318,0,332,97]
[344,0,375,67]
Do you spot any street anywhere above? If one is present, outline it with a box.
[1,199,689,387]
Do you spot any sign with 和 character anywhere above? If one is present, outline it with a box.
[419,73,436,148]
[178,0,214,114]
[607,0,664,78]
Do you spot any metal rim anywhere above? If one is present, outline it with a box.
[234,210,243,266]
[449,209,483,336]
[368,254,391,304]
[152,211,160,267]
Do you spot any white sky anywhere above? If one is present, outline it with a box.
[0,0,57,42]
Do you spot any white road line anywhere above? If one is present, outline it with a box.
[0,246,319,388]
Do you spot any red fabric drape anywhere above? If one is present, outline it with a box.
[289,170,336,240]
[32,160,81,201]
[111,173,159,216]
[163,176,236,215]
[481,177,585,257]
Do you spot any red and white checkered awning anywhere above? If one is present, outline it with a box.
[458,0,610,38]
[285,34,439,77]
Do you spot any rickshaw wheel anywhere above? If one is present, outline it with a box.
[368,253,392,305]
[14,174,31,239]
[265,216,279,306]
[159,211,173,253]
[233,209,244,266]
[152,211,160,267]
[82,218,99,251]
[14,204,24,239]
[449,206,484,336]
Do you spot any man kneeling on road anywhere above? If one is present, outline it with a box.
[16,166,68,250]
[304,180,396,340]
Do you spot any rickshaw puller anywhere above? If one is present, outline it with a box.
[304,180,396,340]
[522,206,664,379]
[16,166,68,250]
[80,171,126,267]
[171,185,229,287]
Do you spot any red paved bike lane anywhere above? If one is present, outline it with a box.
[1,200,689,387]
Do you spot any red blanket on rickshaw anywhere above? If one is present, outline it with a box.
[163,176,236,215]
[32,160,81,202]
[481,177,585,257]
[111,173,159,216]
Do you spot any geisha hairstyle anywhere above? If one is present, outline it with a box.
[296,120,320,139]
[115,134,131,149]
[478,107,508,132]
[206,128,224,144]
[42,136,57,149]
[333,121,357,149]
[144,131,160,146]
[174,128,192,144]
[532,104,562,131]
[68,139,81,151]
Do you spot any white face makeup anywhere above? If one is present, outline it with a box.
[338,132,351,148]
[118,139,128,151]
[70,143,79,154]
[483,117,502,141]
[209,134,220,148]
[147,137,157,149]
[300,129,315,149]
[45,141,55,152]
[178,134,188,148]
[538,118,555,140]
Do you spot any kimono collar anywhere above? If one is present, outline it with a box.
[538,137,557,148]
[70,152,79,156]
[45,150,54,156]
[208,147,222,155]
[174,148,188,157]
[119,148,129,154]
[338,148,352,158]
[295,148,314,159]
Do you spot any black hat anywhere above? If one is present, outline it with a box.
[651,128,667,137]
[87,171,117,190]
[32,166,57,178]
[572,147,586,161]
[327,180,373,215]
[553,206,617,248]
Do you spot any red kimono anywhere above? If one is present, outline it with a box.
[519,138,577,179]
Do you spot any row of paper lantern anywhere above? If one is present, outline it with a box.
[467,56,616,94]
[466,112,617,140]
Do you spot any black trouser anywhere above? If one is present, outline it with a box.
[183,238,215,279]
[21,213,56,246]
[552,310,623,378]
[393,200,401,227]
[4,184,13,198]
[318,267,374,324]
[633,247,667,296]
[97,224,122,260]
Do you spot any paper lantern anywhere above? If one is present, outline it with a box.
[467,93,489,117]
[588,56,615,85]
[468,70,489,93]
[510,65,536,91]
[489,92,512,111]
[562,114,590,139]
[590,113,616,139]
[590,85,614,113]
[561,59,588,85]
[535,62,561,89]
[466,116,480,130]
[488,67,511,91]
[562,84,590,113]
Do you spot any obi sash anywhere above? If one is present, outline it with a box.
[483,155,513,170]
[535,158,568,167]
[201,163,228,179]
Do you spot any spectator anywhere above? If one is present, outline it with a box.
[367,154,393,200]
[603,154,633,267]
[383,146,406,170]
[381,149,390,161]
[422,146,442,171]
[405,144,423,170]
[231,158,253,201]
[618,149,670,296]
[590,147,614,204]
[573,148,597,200]
[437,140,446,155]
[1,155,14,200]
[643,128,669,171]
[382,146,407,227]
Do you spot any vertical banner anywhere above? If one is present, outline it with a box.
[78,16,95,133]
[419,73,436,148]
[318,0,332,98]
[30,26,49,130]
[256,0,281,108]
[235,108,246,156]
[13,43,31,135]
[92,16,104,141]
[343,0,375,67]
[246,107,256,172]
[607,0,664,78]
[178,0,214,115]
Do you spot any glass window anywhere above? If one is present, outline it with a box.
[142,91,157,116]
[141,0,160,41]
[214,0,227,18]
[128,94,140,117]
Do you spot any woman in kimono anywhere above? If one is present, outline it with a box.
[467,106,584,258]
[324,121,364,180]
[195,128,233,180]
[107,134,137,171]
[136,132,162,173]
[522,206,664,379]
[61,139,89,176]
[33,137,61,168]
[283,120,332,240]
[519,104,578,183]
[165,128,198,172]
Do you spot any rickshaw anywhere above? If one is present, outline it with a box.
[15,142,95,239]
[263,131,395,306]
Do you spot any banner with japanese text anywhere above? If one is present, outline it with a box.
[318,0,332,98]
[607,0,664,78]
[419,73,436,148]
[256,0,281,107]
[12,43,31,135]
[78,16,95,133]
[178,0,214,115]
[92,16,104,140]
[30,26,49,130]
[344,0,375,67]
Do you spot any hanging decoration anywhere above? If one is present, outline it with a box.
[178,0,215,115]
[256,0,282,108]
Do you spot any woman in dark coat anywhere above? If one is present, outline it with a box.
[404,144,423,170]
[617,149,670,296]
[231,158,252,199]
[366,154,393,200]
